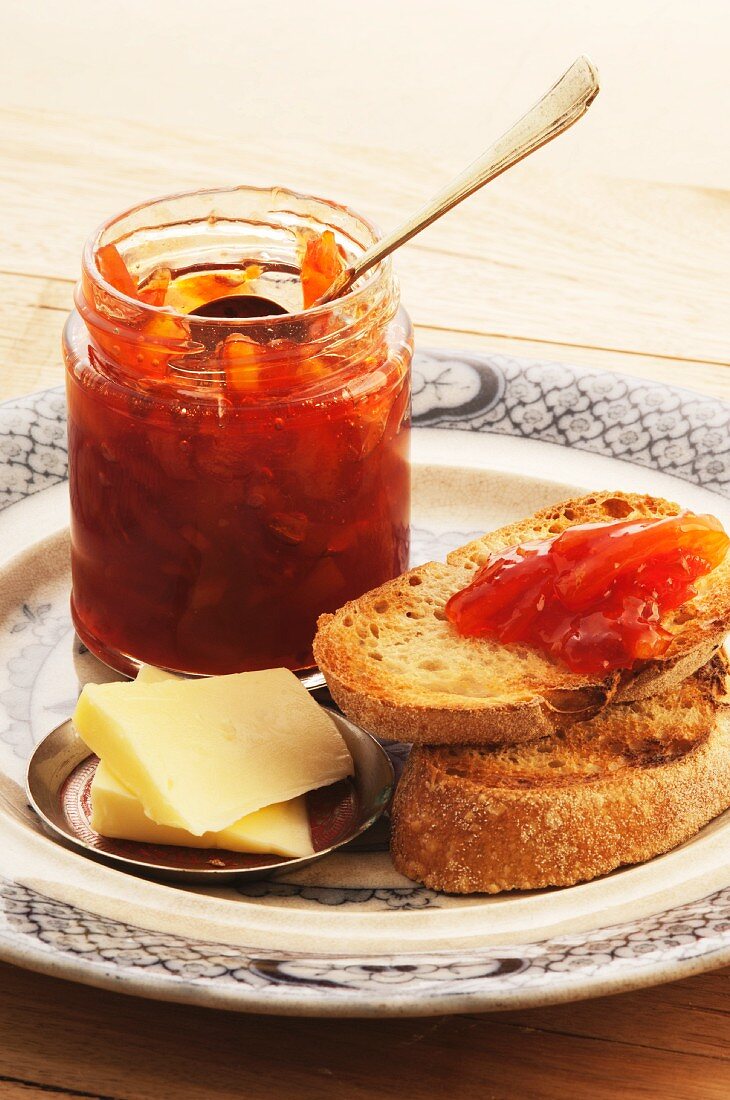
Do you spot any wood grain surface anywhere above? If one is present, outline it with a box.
[1,961,729,1100]
[1,2,729,1095]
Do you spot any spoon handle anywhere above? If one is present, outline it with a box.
[317,56,599,304]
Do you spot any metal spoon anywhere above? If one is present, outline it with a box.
[190,293,289,319]
[192,56,599,319]
[316,55,599,305]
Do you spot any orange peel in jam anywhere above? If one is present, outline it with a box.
[299,230,348,309]
[446,512,730,675]
[217,333,265,395]
[137,266,172,307]
[97,243,138,299]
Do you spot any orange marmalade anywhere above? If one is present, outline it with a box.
[64,186,412,677]
[446,513,729,675]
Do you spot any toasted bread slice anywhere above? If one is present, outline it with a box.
[390,655,730,893]
[314,492,730,745]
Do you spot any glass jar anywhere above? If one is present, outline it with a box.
[63,185,412,677]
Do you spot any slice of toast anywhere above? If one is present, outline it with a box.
[390,655,730,893]
[314,492,730,745]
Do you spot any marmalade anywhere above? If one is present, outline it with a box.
[64,187,412,676]
[446,513,729,675]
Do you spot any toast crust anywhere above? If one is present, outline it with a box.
[314,492,730,745]
[390,656,730,893]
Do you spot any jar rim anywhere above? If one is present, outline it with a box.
[82,182,391,327]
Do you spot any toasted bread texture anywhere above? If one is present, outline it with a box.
[390,656,730,893]
[314,492,730,745]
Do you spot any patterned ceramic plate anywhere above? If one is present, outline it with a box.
[0,349,729,1017]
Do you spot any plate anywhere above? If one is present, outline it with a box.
[0,348,728,1017]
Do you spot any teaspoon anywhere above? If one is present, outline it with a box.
[316,55,599,305]
[193,56,599,319]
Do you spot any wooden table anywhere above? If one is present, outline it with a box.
[1,3,729,1095]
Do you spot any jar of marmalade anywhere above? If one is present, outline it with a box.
[63,186,412,677]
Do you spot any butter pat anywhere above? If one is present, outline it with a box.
[134,664,183,685]
[90,762,314,857]
[74,668,353,835]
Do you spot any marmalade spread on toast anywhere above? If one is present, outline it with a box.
[446,513,729,675]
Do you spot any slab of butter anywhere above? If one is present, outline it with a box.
[90,761,314,857]
[74,668,353,835]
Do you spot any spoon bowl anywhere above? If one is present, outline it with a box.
[190,294,289,319]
